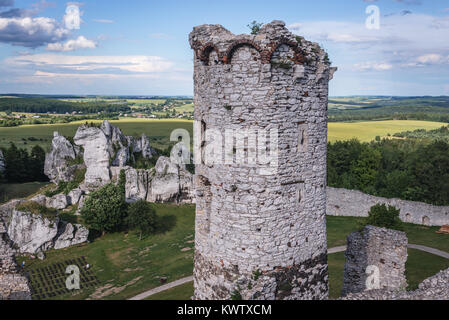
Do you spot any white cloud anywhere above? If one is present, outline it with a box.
[416,53,445,64]
[0,16,70,47]
[288,13,449,71]
[47,36,97,52]
[93,19,114,24]
[6,53,174,73]
[354,61,393,71]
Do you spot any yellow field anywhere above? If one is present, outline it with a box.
[328,120,447,142]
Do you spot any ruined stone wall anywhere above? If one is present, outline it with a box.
[190,21,335,300]
[327,187,449,226]
[342,226,408,297]
[341,267,449,300]
[0,222,31,300]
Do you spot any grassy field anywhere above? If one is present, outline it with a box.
[1,118,446,151]
[0,182,49,204]
[145,281,194,300]
[0,119,193,151]
[18,204,195,300]
[328,120,446,142]
[17,210,449,300]
[143,248,449,300]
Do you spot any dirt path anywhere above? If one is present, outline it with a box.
[128,244,449,300]
[128,276,194,300]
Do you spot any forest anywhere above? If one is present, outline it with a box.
[0,98,131,114]
[0,143,48,183]
[327,138,449,206]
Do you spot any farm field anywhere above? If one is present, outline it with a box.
[0,119,446,151]
[18,209,449,300]
[327,120,446,142]
[0,119,193,151]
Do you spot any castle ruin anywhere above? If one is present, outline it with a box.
[190,20,336,300]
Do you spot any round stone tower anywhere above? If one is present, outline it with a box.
[190,20,336,300]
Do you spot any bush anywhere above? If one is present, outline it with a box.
[126,200,158,240]
[360,203,404,231]
[81,183,127,233]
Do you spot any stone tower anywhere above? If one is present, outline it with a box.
[190,20,336,300]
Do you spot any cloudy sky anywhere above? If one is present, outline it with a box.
[0,0,449,96]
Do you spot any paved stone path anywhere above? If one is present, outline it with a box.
[129,244,449,300]
[407,244,449,259]
[128,276,194,300]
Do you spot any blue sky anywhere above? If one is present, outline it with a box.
[0,0,449,96]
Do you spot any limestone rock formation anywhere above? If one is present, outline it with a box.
[123,152,193,204]
[44,132,82,183]
[6,208,88,254]
[73,123,112,189]
[7,209,59,254]
[43,121,194,208]
[53,222,89,250]
[0,149,5,173]
[71,121,157,190]
[342,225,408,296]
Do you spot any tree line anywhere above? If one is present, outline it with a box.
[0,98,131,114]
[0,143,48,183]
[328,138,449,206]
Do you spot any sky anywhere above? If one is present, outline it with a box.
[0,0,449,96]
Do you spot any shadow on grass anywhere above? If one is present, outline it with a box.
[156,214,177,234]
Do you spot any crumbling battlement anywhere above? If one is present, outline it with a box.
[191,20,335,300]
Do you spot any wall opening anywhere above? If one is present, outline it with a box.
[405,213,411,223]
[422,216,430,226]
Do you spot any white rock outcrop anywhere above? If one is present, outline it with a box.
[73,124,111,189]
[53,222,89,250]
[7,210,59,254]
[6,208,89,254]
[44,121,194,207]
[44,132,82,183]
[122,152,193,204]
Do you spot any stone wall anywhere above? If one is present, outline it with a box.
[327,187,449,226]
[342,226,408,297]
[191,21,335,300]
[0,222,31,300]
[341,267,449,300]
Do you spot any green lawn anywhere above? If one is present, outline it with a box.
[19,203,195,300]
[16,209,449,300]
[0,182,49,204]
[142,248,449,300]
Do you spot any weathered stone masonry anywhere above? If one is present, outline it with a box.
[327,187,449,226]
[190,21,336,300]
